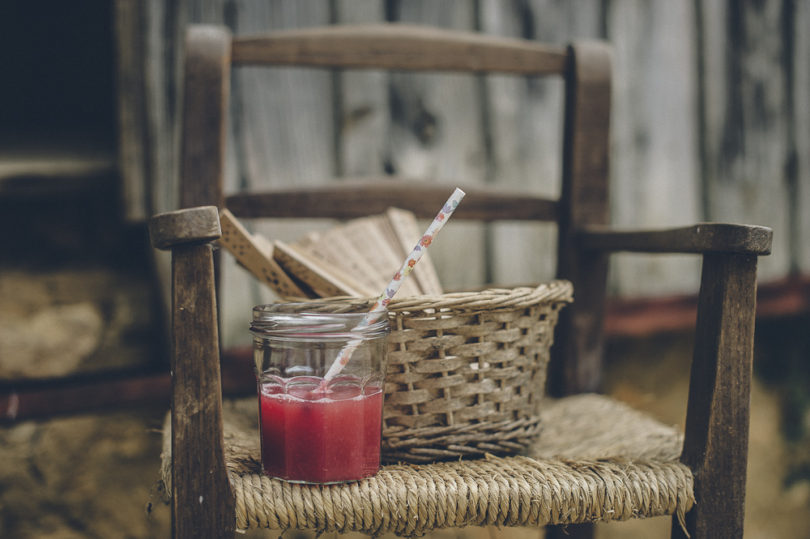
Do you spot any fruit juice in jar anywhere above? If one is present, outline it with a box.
[259,376,383,483]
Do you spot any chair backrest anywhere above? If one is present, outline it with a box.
[179,23,612,398]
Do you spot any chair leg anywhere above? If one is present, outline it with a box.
[674,253,758,539]
[546,523,594,539]
[150,207,235,538]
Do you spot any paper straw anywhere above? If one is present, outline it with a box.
[322,187,466,382]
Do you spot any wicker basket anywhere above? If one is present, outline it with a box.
[323,280,574,463]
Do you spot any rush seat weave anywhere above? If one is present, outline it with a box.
[160,394,694,535]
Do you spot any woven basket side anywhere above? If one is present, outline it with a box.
[381,289,569,462]
[287,282,574,462]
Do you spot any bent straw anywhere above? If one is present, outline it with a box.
[322,187,466,382]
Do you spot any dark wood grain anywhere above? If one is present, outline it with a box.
[148,206,221,250]
[545,39,612,539]
[232,24,567,74]
[114,0,148,220]
[149,207,235,538]
[550,41,612,397]
[579,223,773,255]
[0,373,170,423]
[672,253,758,539]
[170,241,235,539]
[225,178,558,221]
[180,26,230,209]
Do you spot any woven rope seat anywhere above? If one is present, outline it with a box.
[160,394,694,536]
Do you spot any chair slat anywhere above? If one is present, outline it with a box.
[225,178,558,222]
[232,24,567,75]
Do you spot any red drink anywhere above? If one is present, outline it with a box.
[259,376,384,483]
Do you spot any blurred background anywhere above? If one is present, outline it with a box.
[1,0,808,537]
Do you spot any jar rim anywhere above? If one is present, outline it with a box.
[250,303,389,340]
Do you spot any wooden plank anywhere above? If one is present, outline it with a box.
[171,242,234,539]
[697,0,791,283]
[114,0,149,221]
[297,229,392,294]
[0,147,115,195]
[301,215,424,297]
[144,0,186,217]
[385,0,488,291]
[794,0,810,273]
[272,240,374,297]
[579,223,773,256]
[217,209,310,297]
[149,205,222,249]
[607,0,702,297]
[179,25,230,209]
[673,253,758,538]
[333,3,440,297]
[479,0,601,289]
[231,24,567,74]
[137,1,189,320]
[149,208,235,538]
[0,373,171,423]
[226,179,557,221]
[225,2,334,190]
[551,41,612,396]
[334,0,388,177]
[219,1,335,348]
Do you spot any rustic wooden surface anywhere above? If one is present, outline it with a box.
[480,0,601,291]
[119,2,809,345]
[796,0,810,272]
[606,0,702,297]
[170,242,235,538]
[333,0,387,178]
[148,206,221,250]
[217,209,309,298]
[150,209,235,538]
[579,223,773,255]
[114,0,149,221]
[232,23,567,73]
[214,2,337,344]
[383,1,488,292]
[114,0,185,221]
[112,0,801,348]
[225,179,557,221]
[697,1,790,284]
[179,25,230,210]
[673,253,759,538]
[551,41,612,397]
[272,239,371,297]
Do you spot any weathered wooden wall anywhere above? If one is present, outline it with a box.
[120,0,810,347]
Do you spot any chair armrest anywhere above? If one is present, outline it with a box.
[578,221,771,536]
[578,223,772,256]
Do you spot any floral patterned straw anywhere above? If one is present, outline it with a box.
[322,187,466,382]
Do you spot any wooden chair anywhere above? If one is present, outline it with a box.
[148,24,773,538]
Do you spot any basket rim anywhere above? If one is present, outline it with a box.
[311,280,573,313]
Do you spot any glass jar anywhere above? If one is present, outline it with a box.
[250,303,389,484]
